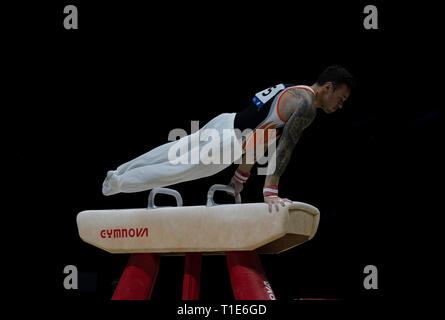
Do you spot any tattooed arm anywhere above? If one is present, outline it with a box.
[264,89,316,212]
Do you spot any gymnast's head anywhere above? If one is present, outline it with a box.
[313,65,355,114]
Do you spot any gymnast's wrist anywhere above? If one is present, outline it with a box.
[232,167,250,184]
[263,185,278,197]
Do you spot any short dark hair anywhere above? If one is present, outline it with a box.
[316,65,355,91]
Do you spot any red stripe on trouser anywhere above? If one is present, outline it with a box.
[182,253,202,300]
[226,251,276,300]
[111,253,161,300]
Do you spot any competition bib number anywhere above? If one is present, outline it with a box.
[252,84,285,108]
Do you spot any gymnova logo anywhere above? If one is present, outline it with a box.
[100,227,149,239]
[167,121,277,175]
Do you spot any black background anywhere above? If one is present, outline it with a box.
[8,0,441,316]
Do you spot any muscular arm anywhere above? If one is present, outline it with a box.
[237,153,255,173]
[264,90,316,186]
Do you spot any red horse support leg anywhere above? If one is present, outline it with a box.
[111,253,161,300]
[226,251,276,300]
[182,252,202,300]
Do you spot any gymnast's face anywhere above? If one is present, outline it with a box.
[320,83,350,114]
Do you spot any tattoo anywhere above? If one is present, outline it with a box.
[273,91,316,177]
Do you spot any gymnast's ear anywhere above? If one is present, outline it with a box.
[323,82,335,92]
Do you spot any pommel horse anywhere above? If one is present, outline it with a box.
[76,184,320,300]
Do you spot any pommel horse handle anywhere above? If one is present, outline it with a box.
[148,187,183,209]
[206,184,241,206]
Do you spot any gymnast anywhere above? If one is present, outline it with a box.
[102,65,354,212]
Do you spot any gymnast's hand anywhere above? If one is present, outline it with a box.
[228,176,244,197]
[264,196,292,213]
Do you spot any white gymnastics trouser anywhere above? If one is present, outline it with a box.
[102,113,243,196]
